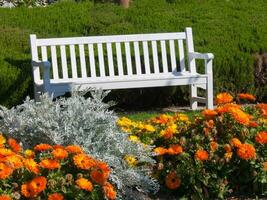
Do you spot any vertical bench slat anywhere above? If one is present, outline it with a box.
[41,46,48,61]
[152,41,159,74]
[186,27,196,73]
[125,42,133,76]
[116,42,124,76]
[160,40,168,73]
[88,44,96,78]
[134,41,142,75]
[143,41,151,74]
[60,45,68,79]
[51,45,59,80]
[97,43,105,77]
[70,45,78,79]
[106,43,115,77]
[178,39,186,72]
[79,44,87,78]
[169,40,177,73]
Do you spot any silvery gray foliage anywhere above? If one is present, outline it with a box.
[0,89,159,199]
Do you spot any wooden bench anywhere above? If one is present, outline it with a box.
[30,27,214,110]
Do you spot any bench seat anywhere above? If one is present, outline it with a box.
[30,27,214,109]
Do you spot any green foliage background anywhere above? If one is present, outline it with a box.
[0,0,266,108]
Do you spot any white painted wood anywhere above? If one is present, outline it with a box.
[106,43,115,77]
[41,46,48,61]
[79,44,87,78]
[70,45,78,78]
[116,42,124,76]
[60,45,68,79]
[134,42,142,75]
[36,32,187,46]
[31,27,214,110]
[51,45,59,80]
[142,41,151,74]
[124,42,133,75]
[178,40,186,72]
[169,40,177,73]
[88,44,96,78]
[186,27,196,73]
[160,41,168,73]
[152,41,159,74]
[97,43,105,77]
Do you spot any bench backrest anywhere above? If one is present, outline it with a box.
[30,27,196,85]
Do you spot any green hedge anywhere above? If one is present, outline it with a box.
[0,0,266,108]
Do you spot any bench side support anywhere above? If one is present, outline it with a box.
[205,59,214,109]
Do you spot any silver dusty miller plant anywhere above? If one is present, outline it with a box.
[0,89,159,199]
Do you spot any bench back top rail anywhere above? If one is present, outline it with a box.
[30,28,195,85]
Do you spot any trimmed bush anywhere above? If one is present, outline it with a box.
[0,0,267,107]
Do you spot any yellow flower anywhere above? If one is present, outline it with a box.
[0,134,6,146]
[24,149,35,158]
[173,113,189,122]
[124,155,137,166]
[117,117,134,128]
[128,135,140,143]
[121,127,132,133]
[224,152,233,162]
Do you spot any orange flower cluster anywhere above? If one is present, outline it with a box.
[0,134,116,200]
[165,172,181,190]
[256,103,267,117]
[238,93,256,102]
[215,92,233,105]
[154,145,183,156]
[255,131,267,144]
[195,150,209,161]
[237,143,256,160]
[0,195,12,200]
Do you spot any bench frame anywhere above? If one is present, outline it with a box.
[30,27,214,110]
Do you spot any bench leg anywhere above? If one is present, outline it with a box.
[206,74,214,109]
[190,84,198,110]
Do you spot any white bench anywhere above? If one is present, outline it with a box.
[30,27,214,110]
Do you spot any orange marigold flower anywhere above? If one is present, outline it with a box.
[249,121,258,128]
[24,158,40,174]
[205,120,214,129]
[153,147,168,156]
[255,131,267,144]
[256,103,267,117]
[216,103,241,114]
[103,182,117,200]
[210,141,218,152]
[0,163,13,179]
[229,107,251,126]
[76,178,93,192]
[28,176,47,196]
[0,135,6,146]
[223,144,232,153]
[48,193,64,200]
[73,154,96,170]
[237,143,256,160]
[165,172,181,190]
[215,92,233,105]
[5,154,23,169]
[65,145,83,154]
[0,148,15,157]
[52,148,68,160]
[263,162,267,171]
[34,144,52,151]
[21,184,31,198]
[238,93,256,102]
[202,109,218,118]
[53,145,65,150]
[195,150,209,161]
[39,159,60,170]
[0,195,12,200]
[90,161,110,185]
[24,149,35,158]
[230,138,242,148]
[7,138,21,153]
[167,145,183,155]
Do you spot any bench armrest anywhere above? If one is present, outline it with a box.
[189,52,214,60]
[32,60,51,92]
